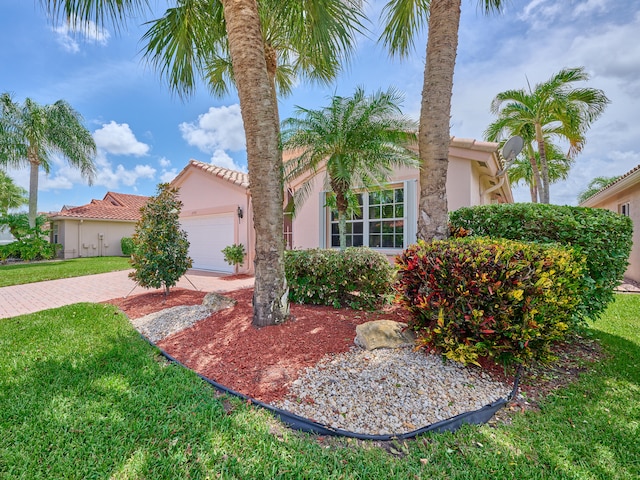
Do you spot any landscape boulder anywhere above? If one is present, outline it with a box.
[202,292,237,312]
[354,320,415,350]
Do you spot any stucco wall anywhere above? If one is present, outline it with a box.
[173,168,253,273]
[57,219,136,258]
[290,158,480,253]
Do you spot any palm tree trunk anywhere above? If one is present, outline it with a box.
[28,156,39,229]
[417,0,461,241]
[535,123,550,203]
[525,145,541,203]
[221,0,289,327]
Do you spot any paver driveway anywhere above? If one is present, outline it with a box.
[0,269,254,319]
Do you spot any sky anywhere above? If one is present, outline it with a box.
[1,0,639,213]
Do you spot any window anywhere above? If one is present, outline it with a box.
[619,202,630,217]
[329,187,405,249]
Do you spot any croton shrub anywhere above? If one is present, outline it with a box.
[285,247,395,309]
[449,203,633,321]
[395,237,586,367]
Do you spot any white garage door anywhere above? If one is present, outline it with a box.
[181,214,235,272]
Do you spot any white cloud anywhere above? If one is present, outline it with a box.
[95,162,157,190]
[160,169,179,183]
[210,150,246,172]
[179,104,246,153]
[93,121,150,156]
[52,18,110,53]
[158,157,172,168]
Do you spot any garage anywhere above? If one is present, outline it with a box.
[180,213,235,273]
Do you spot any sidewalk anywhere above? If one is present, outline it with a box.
[0,269,254,319]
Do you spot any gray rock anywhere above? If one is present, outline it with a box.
[354,320,416,350]
[202,292,237,311]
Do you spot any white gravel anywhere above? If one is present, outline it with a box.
[132,308,512,436]
[272,347,512,436]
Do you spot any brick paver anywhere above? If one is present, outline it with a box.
[0,269,253,319]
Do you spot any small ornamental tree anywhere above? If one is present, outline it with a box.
[130,183,192,297]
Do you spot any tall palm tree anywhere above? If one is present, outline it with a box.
[507,143,573,203]
[282,87,418,250]
[41,0,363,327]
[0,170,28,214]
[379,0,506,240]
[488,67,609,203]
[0,93,96,228]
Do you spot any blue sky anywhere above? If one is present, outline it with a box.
[1,0,639,213]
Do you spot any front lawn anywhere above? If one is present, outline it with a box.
[0,295,638,479]
[0,256,131,287]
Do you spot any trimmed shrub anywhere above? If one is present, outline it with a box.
[395,237,586,367]
[222,244,246,268]
[121,237,135,256]
[0,238,58,262]
[285,247,395,309]
[449,203,633,321]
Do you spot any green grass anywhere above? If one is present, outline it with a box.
[0,256,131,287]
[1,295,638,479]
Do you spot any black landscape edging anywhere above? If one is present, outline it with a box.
[146,335,518,441]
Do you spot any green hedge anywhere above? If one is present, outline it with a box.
[449,203,633,321]
[0,238,59,262]
[120,237,135,256]
[395,237,586,367]
[285,247,395,309]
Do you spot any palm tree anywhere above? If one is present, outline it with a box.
[0,93,96,228]
[488,67,610,203]
[578,176,620,204]
[379,0,506,240]
[0,170,28,214]
[507,143,573,203]
[141,0,366,102]
[282,87,418,250]
[41,0,363,327]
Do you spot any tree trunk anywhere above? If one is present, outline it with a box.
[535,123,550,203]
[417,0,461,241]
[525,145,541,203]
[28,154,39,229]
[221,0,289,327]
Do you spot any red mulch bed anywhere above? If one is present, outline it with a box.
[107,288,410,404]
[105,288,604,414]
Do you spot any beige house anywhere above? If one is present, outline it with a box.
[48,192,148,258]
[580,164,639,283]
[171,137,513,274]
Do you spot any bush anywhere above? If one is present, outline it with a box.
[121,237,135,256]
[222,244,246,268]
[0,237,58,262]
[130,184,192,297]
[395,237,586,367]
[449,203,633,321]
[285,247,395,309]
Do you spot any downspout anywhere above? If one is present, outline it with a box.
[78,219,83,258]
[481,175,506,204]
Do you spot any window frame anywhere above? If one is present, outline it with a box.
[326,183,410,251]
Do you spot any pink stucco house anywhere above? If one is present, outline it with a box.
[171,137,513,274]
[48,192,149,258]
[580,164,639,283]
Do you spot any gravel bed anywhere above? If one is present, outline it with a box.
[131,305,212,343]
[132,308,512,436]
[273,347,512,436]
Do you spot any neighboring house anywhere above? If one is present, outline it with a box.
[171,137,513,274]
[48,192,149,258]
[580,164,639,283]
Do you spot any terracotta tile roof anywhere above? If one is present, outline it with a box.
[182,159,250,189]
[49,192,149,221]
[580,164,640,204]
